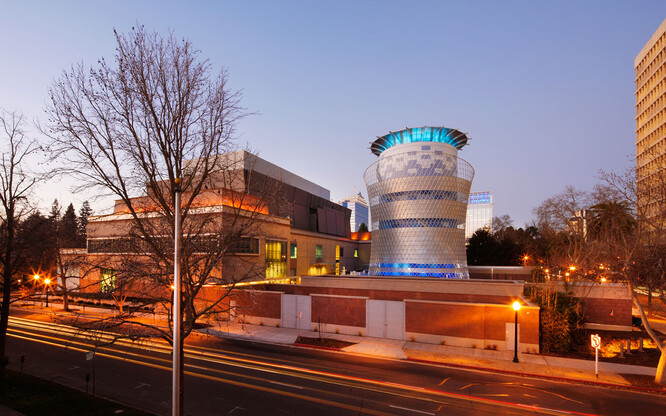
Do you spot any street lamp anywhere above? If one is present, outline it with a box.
[44,278,51,308]
[512,301,521,363]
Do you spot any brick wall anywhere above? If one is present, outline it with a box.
[405,300,539,345]
[311,295,366,327]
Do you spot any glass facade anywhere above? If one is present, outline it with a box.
[265,240,287,279]
[465,191,493,239]
[340,193,369,231]
[364,132,474,279]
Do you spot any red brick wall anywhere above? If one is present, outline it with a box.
[405,301,539,344]
[228,290,282,319]
[580,298,632,326]
[312,296,366,327]
[266,284,511,304]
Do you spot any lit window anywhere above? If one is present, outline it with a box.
[315,245,323,260]
[290,243,297,259]
[100,268,116,292]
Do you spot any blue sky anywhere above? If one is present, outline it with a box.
[1,1,665,226]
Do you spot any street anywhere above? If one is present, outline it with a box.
[5,312,666,416]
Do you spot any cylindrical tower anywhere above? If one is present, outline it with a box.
[364,126,474,278]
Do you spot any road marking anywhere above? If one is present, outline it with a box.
[134,382,150,389]
[67,366,80,371]
[389,405,435,415]
[270,381,304,389]
[227,406,244,414]
[438,377,450,385]
[459,383,476,390]
[524,394,537,398]
[478,393,509,397]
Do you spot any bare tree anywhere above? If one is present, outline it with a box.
[0,110,39,367]
[596,164,666,384]
[42,26,271,409]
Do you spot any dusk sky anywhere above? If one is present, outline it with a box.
[2,1,665,226]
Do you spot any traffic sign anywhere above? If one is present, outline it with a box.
[591,334,601,349]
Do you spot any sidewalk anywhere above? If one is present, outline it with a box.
[204,320,659,389]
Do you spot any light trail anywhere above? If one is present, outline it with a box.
[9,316,603,416]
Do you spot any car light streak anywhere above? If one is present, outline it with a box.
[389,405,435,415]
[9,316,602,416]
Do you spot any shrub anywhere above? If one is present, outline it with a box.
[526,285,585,354]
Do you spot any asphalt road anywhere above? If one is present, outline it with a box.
[5,313,666,416]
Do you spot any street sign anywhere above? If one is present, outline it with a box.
[591,334,601,349]
[86,351,95,361]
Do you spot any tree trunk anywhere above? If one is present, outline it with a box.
[656,349,666,385]
[0,269,11,365]
[62,279,69,312]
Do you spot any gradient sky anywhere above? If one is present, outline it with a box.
[1,1,665,226]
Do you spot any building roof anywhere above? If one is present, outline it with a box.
[370,126,470,156]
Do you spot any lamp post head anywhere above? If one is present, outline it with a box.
[44,278,51,285]
[512,301,521,311]
[33,274,40,281]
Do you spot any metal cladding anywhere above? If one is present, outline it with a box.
[364,127,474,279]
[370,126,469,156]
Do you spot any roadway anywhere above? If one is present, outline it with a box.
[5,312,666,416]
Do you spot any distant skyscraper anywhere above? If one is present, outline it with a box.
[635,18,666,232]
[340,193,369,232]
[465,191,493,239]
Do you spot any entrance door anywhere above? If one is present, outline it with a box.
[281,294,311,330]
[367,300,404,340]
[505,323,520,351]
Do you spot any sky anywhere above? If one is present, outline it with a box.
[1,1,665,226]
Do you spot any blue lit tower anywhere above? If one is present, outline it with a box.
[363,126,474,278]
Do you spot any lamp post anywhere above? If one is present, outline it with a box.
[44,278,51,308]
[172,178,182,416]
[512,301,521,363]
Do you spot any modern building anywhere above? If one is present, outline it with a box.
[635,18,666,231]
[364,126,474,278]
[339,193,369,232]
[68,151,366,295]
[465,191,493,239]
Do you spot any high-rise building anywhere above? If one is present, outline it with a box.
[339,193,369,232]
[465,191,493,239]
[364,126,474,278]
[635,18,666,230]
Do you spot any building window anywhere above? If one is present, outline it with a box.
[266,240,287,279]
[339,247,344,257]
[100,268,116,292]
[315,245,323,261]
[230,237,259,254]
[354,249,358,258]
[290,243,297,259]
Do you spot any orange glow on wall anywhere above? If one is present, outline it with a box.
[113,187,269,215]
[350,232,371,241]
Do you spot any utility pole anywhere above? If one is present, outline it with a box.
[172,178,182,416]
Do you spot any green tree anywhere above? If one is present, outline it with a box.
[357,222,368,233]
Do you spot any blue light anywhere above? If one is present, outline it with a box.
[371,126,469,156]
[378,217,459,229]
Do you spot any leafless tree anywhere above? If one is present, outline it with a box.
[42,26,274,409]
[0,110,39,366]
[596,162,666,384]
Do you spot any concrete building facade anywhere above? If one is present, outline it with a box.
[636,18,666,230]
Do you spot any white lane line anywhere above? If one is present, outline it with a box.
[389,405,435,415]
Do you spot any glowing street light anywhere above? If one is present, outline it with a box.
[512,301,521,363]
[569,266,576,272]
[44,278,51,308]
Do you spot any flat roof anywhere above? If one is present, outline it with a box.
[370,126,470,156]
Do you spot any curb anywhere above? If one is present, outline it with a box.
[406,357,666,395]
[293,343,342,352]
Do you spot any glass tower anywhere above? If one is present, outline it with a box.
[364,127,474,278]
